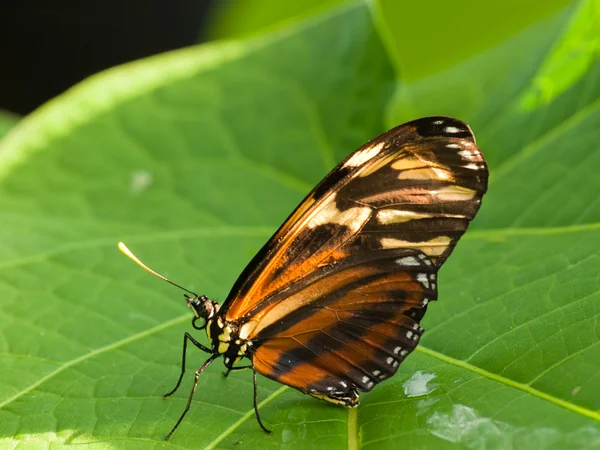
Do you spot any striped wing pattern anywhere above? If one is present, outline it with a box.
[225,117,488,404]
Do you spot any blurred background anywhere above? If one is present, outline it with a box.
[1,0,350,115]
[1,0,575,117]
[1,1,216,115]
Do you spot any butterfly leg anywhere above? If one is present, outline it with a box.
[223,365,252,377]
[165,354,217,441]
[164,332,212,398]
[253,368,272,434]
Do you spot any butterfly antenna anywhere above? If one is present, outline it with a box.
[118,242,199,297]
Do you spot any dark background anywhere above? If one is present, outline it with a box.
[1,1,216,115]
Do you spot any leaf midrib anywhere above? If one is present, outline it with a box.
[416,346,600,423]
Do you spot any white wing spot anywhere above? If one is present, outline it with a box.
[401,350,408,356]
[391,157,426,171]
[406,331,414,339]
[433,185,476,201]
[392,360,399,368]
[398,167,452,181]
[431,282,437,290]
[416,273,430,288]
[465,163,482,170]
[380,236,450,257]
[367,381,374,389]
[373,370,381,376]
[446,143,460,149]
[308,196,372,232]
[433,120,444,125]
[387,356,394,365]
[340,381,348,388]
[444,126,462,134]
[378,209,434,224]
[396,256,420,266]
[458,149,473,158]
[394,346,402,354]
[362,376,369,384]
[344,142,385,168]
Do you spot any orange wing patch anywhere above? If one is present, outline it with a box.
[250,279,425,402]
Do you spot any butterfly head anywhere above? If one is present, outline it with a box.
[186,294,219,330]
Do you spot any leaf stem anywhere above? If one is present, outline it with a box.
[348,406,359,450]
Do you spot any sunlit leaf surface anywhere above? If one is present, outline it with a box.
[0,1,598,448]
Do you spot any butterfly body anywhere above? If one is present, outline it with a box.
[120,116,488,440]
[206,311,250,365]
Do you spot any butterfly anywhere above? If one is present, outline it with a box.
[119,116,488,440]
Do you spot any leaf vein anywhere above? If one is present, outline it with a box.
[489,96,600,186]
[528,339,600,385]
[204,385,288,450]
[0,314,189,410]
[417,345,600,422]
[0,226,274,271]
[466,289,600,364]
[427,248,597,336]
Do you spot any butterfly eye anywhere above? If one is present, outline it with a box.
[192,316,207,330]
[188,295,216,323]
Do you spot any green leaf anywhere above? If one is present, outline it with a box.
[375,0,574,81]
[0,110,19,142]
[1,1,599,449]
[207,0,347,40]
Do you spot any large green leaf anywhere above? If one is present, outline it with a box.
[1,1,599,449]
[0,110,19,142]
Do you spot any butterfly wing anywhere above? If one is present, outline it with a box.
[250,248,435,404]
[223,116,488,402]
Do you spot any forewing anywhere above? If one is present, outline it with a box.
[224,116,488,321]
